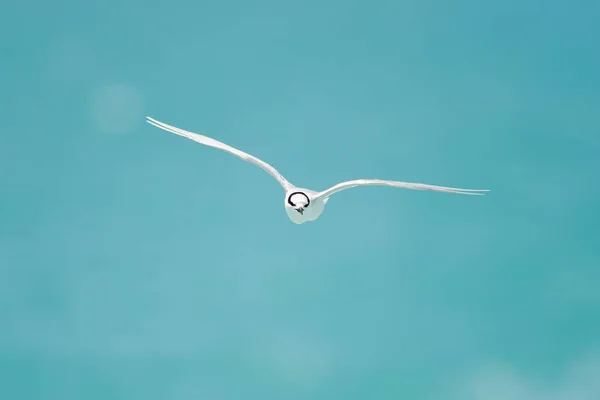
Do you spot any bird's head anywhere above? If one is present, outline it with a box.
[287,192,310,215]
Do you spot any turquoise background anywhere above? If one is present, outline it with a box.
[2,0,599,399]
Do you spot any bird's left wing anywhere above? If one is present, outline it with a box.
[315,179,489,200]
[146,116,292,190]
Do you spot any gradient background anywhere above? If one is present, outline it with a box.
[2,0,599,399]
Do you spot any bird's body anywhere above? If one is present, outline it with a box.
[146,116,489,224]
[284,188,328,224]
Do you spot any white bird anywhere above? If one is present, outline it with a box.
[146,116,489,224]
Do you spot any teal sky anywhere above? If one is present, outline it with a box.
[2,0,599,399]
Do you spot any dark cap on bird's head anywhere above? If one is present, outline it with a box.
[287,192,310,214]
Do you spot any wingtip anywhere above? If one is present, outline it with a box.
[146,116,164,128]
[460,189,490,194]
[458,189,489,196]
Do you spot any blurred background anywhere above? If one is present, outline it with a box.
[1,0,599,399]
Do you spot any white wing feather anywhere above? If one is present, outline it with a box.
[146,116,292,190]
[316,179,489,199]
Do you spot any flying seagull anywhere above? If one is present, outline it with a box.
[146,116,488,224]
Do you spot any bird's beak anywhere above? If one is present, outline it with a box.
[296,208,304,215]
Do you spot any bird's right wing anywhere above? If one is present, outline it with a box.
[315,179,489,200]
[147,116,292,190]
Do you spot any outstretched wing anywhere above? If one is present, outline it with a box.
[147,116,292,190]
[316,179,489,199]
